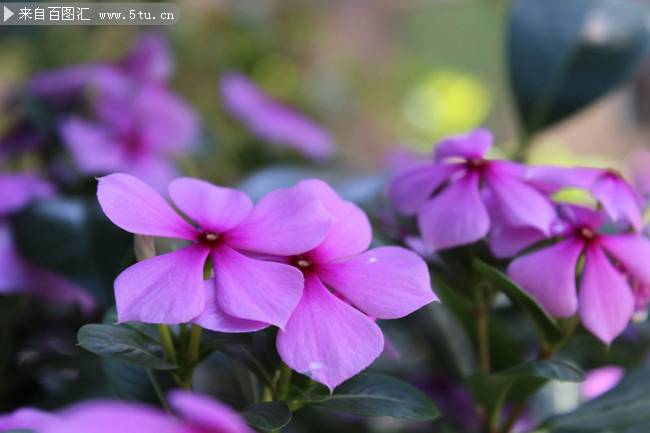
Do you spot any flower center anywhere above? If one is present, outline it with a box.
[577,226,596,241]
[198,231,220,246]
[466,157,486,170]
[291,255,314,273]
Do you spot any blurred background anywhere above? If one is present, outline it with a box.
[3,1,650,432]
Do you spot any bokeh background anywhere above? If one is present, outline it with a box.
[3,1,650,432]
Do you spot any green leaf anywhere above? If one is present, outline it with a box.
[543,366,650,432]
[509,0,650,133]
[77,324,177,370]
[314,373,440,421]
[473,259,563,345]
[468,359,584,413]
[241,402,292,431]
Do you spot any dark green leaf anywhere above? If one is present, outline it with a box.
[314,373,440,421]
[509,0,650,133]
[468,359,584,413]
[543,366,650,432]
[77,324,177,370]
[242,402,292,431]
[473,259,563,345]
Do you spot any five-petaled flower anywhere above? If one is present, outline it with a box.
[97,173,332,328]
[508,205,650,344]
[389,129,556,254]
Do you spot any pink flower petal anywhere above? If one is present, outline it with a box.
[115,245,210,324]
[318,246,437,319]
[213,246,304,329]
[48,401,183,433]
[277,275,384,391]
[0,407,61,431]
[169,178,253,234]
[193,280,268,333]
[418,173,490,250]
[579,246,635,345]
[434,128,492,162]
[0,172,54,216]
[59,117,126,175]
[485,167,556,234]
[388,163,462,216]
[168,390,255,433]
[581,366,624,401]
[525,166,602,194]
[97,173,197,240]
[295,179,370,262]
[224,184,332,256]
[592,174,643,231]
[508,239,583,317]
[600,234,650,284]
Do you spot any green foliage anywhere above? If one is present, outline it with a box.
[509,0,650,133]
[313,373,440,421]
[242,402,292,431]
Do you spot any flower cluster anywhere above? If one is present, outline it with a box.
[0,390,253,433]
[2,32,197,189]
[98,173,436,389]
[389,129,650,344]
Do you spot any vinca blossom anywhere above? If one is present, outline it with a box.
[220,72,334,161]
[580,366,624,401]
[508,205,650,344]
[526,165,643,231]
[0,390,254,433]
[0,173,94,313]
[271,180,436,390]
[97,173,332,327]
[389,129,556,252]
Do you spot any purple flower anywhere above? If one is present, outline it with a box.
[60,74,198,190]
[0,172,54,216]
[97,173,332,327]
[220,72,334,161]
[580,366,624,401]
[389,129,556,252]
[508,205,650,344]
[527,166,643,231]
[271,180,436,390]
[0,390,254,433]
[0,173,94,313]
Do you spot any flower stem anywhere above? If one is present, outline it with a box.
[157,324,177,365]
[277,363,293,401]
[146,368,171,413]
[187,324,202,366]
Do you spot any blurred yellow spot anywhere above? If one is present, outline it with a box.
[403,69,490,140]
[552,188,597,206]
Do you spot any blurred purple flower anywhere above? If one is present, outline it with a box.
[97,173,332,327]
[389,129,556,252]
[220,72,334,161]
[0,390,254,433]
[581,366,624,400]
[0,173,94,313]
[527,166,643,231]
[274,180,436,390]
[508,205,650,344]
[60,73,198,190]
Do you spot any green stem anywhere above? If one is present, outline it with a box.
[477,310,490,374]
[187,324,202,366]
[158,324,177,365]
[500,400,526,433]
[277,363,293,401]
[146,369,171,413]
